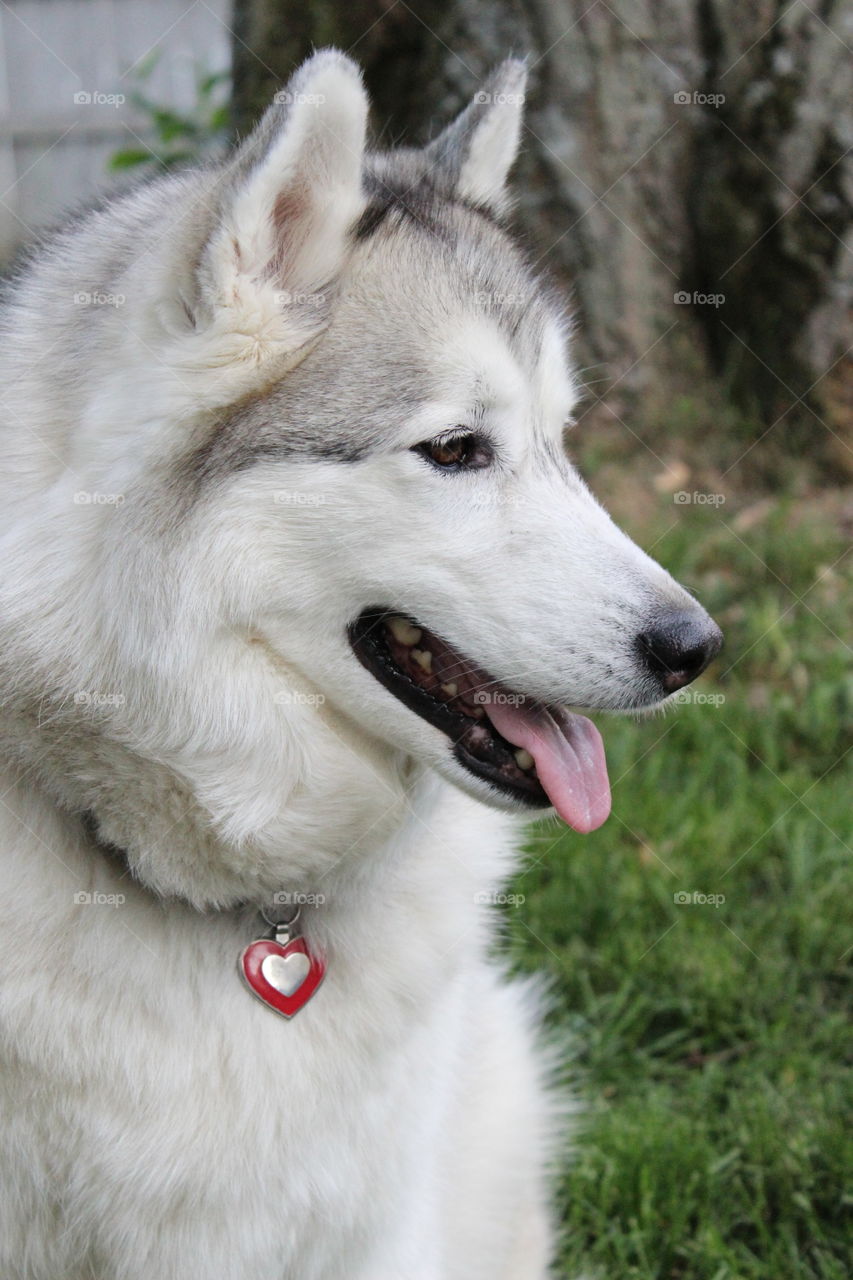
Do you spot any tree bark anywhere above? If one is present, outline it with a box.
[231,0,853,468]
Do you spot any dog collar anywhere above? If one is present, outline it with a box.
[80,811,325,1019]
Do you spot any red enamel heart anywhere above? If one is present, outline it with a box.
[240,935,325,1018]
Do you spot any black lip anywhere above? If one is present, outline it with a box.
[348,608,551,808]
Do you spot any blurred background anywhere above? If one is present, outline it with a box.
[1,2,849,1277]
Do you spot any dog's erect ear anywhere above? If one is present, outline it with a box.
[423,60,527,213]
[192,50,367,362]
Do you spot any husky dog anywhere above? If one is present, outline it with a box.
[0,49,721,1280]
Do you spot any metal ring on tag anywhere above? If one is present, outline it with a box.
[261,903,301,930]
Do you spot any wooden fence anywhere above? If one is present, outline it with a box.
[0,0,231,260]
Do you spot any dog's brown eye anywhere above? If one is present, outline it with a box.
[430,437,470,466]
[415,433,491,471]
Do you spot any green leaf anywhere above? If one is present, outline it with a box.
[198,69,230,98]
[151,109,198,143]
[107,148,154,172]
[208,104,230,132]
[108,57,230,176]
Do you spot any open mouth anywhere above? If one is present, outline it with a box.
[348,609,611,833]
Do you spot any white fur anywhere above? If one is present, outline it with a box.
[0,49,714,1279]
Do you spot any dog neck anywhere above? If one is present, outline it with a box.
[2,700,418,911]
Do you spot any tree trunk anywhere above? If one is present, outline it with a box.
[231,0,853,470]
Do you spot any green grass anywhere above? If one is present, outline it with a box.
[506,491,852,1278]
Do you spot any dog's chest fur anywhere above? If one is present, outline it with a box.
[0,766,550,1279]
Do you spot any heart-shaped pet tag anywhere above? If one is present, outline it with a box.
[240,935,325,1018]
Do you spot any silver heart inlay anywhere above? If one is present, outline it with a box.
[261,951,311,997]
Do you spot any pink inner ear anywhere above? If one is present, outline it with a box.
[270,188,310,279]
[273,189,307,234]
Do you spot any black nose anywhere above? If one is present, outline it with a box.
[637,610,723,692]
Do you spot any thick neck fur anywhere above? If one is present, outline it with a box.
[0,688,417,908]
[0,728,522,965]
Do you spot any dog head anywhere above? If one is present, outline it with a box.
[174,51,721,832]
[0,51,721,902]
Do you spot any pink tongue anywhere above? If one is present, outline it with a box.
[484,700,611,833]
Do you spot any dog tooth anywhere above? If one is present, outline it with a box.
[441,682,458,697]
[514,748,535,772]
[387,616,422,646]
[471,706,486,720]
[411,648,433,672]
